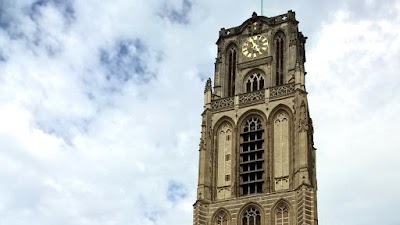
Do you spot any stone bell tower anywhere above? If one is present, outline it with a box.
[193,11,318,225]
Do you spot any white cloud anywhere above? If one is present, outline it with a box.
[0,0,399,224]
[307,5,400,225]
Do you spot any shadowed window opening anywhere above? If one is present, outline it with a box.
[245,73,265,93]
[228,47,237,96]
[242,206,261,225]
[240,117,264,195]
[275,33,285,86]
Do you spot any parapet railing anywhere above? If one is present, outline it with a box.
[239,89,264,105]
[211,83,296,111]
[211,96,234,111]
[270,83,295,98]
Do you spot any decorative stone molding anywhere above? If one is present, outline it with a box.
[238,56,272,69]
[299,101,309,133]
[239,90,264,105]
[212,97,234,111]
[275,177,289,191]
[270,83,295,98]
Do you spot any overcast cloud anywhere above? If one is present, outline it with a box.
[0,0,399,225]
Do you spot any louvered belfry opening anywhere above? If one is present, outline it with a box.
[240,117,265,196]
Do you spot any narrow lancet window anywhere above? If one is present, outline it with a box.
[215,210,229,225]
[275,33,285,86]
[275,202,290,225]
[216,123,232,200]
[273,111,290,191]
[227,47,237,96]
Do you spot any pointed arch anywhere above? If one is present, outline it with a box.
[238,109,267,126]
[212,208,231,225]
[226,42,238,97]
[243,68,266,93]
[238,111,266,196]
[273,30,286,86]
[269,105,293,191]
[271,199,292,225]
[238,202,264,225]
[213,116,236,133]
[214,117,235,200]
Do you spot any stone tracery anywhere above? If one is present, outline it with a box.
[215,210,229,225]
[275,202,290,225]
[242,206,261,225]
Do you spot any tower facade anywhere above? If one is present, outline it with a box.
[194,11,318,225]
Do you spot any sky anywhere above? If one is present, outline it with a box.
[0,0,399,224]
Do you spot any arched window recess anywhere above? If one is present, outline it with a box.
[245,72,265,93]
[274,202,290,225]
[241,205,261,225]
[240,117,265,196]
[227,45,237,97]
[214,210,230,225]
[274,32,285,86]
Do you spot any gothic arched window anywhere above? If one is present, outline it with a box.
[216,123,233,200]
[214,210,229,225]
[273,111,290,191]
[227,46,237,96]
[275,202,290,225]
[242,206,261,225]
[245,73,265,93]
[240,117,264,196]
[274,32,285,86]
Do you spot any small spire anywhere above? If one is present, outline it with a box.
[204,78,212,94]
[252,12,258,19]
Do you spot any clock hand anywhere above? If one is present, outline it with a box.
[250,38,262,54]
[249,37,257,47]
[254,45,262,54]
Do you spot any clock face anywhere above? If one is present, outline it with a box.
[242,35,269,58]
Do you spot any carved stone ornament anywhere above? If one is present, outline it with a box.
[247,21,262,34]
[299,119,309,132]
[270,83,295,97]
[239,90,264,104]
[299,102,308,132]
[217,186,231,192]
[212,97,234,111]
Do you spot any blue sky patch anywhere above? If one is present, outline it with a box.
[0,50,7,62]
[99,39,149,85]
[159,0,192,25]
[34,116,91,146]
[166,181,187,202]
[28,0,75,25]
[0,1,12,30]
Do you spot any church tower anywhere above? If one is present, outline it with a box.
[194,11,318,225]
